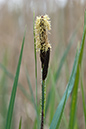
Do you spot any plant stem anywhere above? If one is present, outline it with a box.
[41,79,45,129]
[33,11,38,106]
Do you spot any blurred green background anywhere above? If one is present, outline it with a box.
[0,0,86,129]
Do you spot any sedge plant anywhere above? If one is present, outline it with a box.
[0,10,86,129]
[35,15,51,129]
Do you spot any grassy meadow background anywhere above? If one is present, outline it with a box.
[0,0,86,129]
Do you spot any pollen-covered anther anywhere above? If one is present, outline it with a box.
[35,14,51,52]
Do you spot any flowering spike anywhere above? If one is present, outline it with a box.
[35,14,51,129]
[35,15,51,52]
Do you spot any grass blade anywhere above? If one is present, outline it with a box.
[50,69,68,128]
[68,55,80,129]
[45,89,51,118]
[33,11,38,105]
[25,68,40,129]
[18,117,22,129]
[0,63,31,101]
[50,10,86,129]
[0,52,8,129]
[54,20,81,83]
[25,67,35,107]
[81,77,86,127]
[74,119,79,129]
[33,119,37,129]
[41,12,81,125]
[45,19,81,120]
[49,86,55,125]
[5,29,26,129]
[68,11,86,128]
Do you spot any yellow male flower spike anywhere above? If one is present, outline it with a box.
[35,15,51,52]
[35,14,51,80]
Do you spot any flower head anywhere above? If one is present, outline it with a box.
[35,15,51,52]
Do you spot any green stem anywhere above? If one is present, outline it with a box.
[41,68,46,129]
[41,80,45,129]
[33,11,38,106]
[33,11,39,129]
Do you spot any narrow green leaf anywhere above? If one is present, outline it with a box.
[50,11,86,129]
[42,14,81,126]
[68,17,86,128]
[50,44,77,129]
[18,117,22,129]
[49,87,55,125]
[68,59,79,129]
[47,20,80,86]
[84,9,86,26]
[54,20,81,83]
[74,119,79,129]
[33,11,38,106]
[81,77,86,127]
[5,29,26,129]
[45,89,51,118]
[49,68,68,128]
[25,67,35,106]
[45,20,81,122]
[0,52,8,129]
[56,86,68,129]
[33,119,37,129]
[25,68,40,129]
[0,63,31,101]
[0,63,14,79]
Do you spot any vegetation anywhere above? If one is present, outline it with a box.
[0,9,86,129]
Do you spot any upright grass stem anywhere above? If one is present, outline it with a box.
[41,79,45,129]
[33,11,38,106]
[33,12,40,129]
[40,71,46,129]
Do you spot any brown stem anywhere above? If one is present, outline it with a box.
[41,110,44,129]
